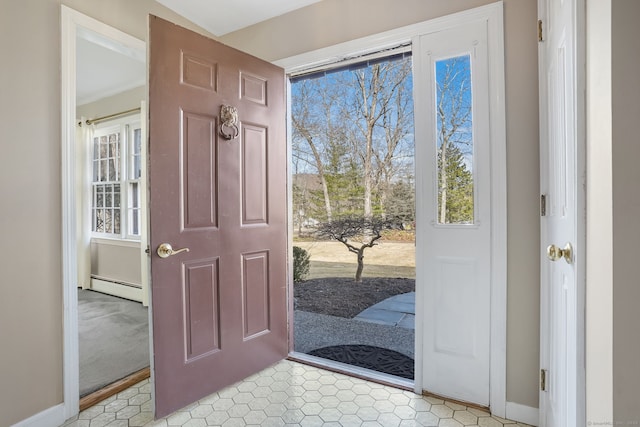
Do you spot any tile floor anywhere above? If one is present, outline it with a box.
[61,360,530,427]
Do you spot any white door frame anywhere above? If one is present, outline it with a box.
[275,2,507,416]
[60,6,147,420]
[537,0,587,424]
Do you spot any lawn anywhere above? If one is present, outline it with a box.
[293,241,416,279]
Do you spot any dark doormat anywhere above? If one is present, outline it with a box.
[308,344,414,380]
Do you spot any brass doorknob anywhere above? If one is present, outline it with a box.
[546,243,573,264]
[157,243,190,258]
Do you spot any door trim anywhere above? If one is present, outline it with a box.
[275,2,506,417]
[61,6,147,420]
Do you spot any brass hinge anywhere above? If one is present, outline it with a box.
[540,369,547,391]
[541,194,547,216]
[538,19,544,42]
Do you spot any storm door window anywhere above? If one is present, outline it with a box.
[91,118,141,239]
[435,55,475,225]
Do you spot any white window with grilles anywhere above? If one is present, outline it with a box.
[91,116,142,240]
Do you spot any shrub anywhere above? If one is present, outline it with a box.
[381,228,416,242]
[293,246,311,282]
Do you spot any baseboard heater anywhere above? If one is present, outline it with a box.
[90,275,143,303]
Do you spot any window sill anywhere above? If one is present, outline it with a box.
[90,237,141,248]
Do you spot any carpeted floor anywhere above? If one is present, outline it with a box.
[78,289,149,396]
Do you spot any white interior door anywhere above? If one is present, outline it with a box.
[538,0,583,425]
[414,20,492,406]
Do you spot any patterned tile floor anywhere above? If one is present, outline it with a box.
[61,360,530,427]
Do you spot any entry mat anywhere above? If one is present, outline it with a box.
[308,344,414,380]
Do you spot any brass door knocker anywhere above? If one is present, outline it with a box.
[219,105,239,140]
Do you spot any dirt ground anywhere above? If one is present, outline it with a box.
[294,277,415,318]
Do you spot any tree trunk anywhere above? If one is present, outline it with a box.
[439,141,448,224]
[363,141,372,218]
[355,250,365,282]
[357,65,381,219]
[320,176,332,221]
[306,135,333,221]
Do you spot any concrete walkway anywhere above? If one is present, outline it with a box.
[294,311,415,358]
[293,291,417,358]
[353,291,415,329]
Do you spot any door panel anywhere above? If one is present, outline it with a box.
[242,251,270,338]
[149,16,287,418]
[539,0,579,425]
[182,112,218,229]
[414,21,492,406]
[183,259,220,360]
[241,125,268,225]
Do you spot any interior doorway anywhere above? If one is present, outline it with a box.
[75,22,150,406]
[61,6,152,416]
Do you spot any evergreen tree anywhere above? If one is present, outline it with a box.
[438,143,473,223]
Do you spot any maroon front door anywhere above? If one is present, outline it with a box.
[148,16,288,418]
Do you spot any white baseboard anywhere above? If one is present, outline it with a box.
[91,278,142,302]
[10,404,65,427]
[505,401,539,426]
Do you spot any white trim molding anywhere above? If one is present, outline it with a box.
[506,401,540,426]
[61,5,80,419]
[10,404,65,427]
[276,1,506,417]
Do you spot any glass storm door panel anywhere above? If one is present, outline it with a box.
[414,20,492,406]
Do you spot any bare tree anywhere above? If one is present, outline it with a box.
[316,215,399,282]
[292,80,333,220]
[376,59,413,217]
[346,58,413,217]
[291,55,414,222]
[436,57,473,224]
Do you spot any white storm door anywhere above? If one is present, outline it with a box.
[538,0,582,425]
[414,20,492,406]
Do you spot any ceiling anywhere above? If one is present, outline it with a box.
[76,36,146,106]
[78,1,319,105]
[157,0,322,36]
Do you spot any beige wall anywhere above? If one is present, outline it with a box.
[91,240,142,285]
[221,0,495,60]
[61,0,214,43]
[221,0,541,409]
[0,1,63,423]
[611,0,640,422]
[77,85,145,119]
[501,0,540,408]
[0,0,210,424]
